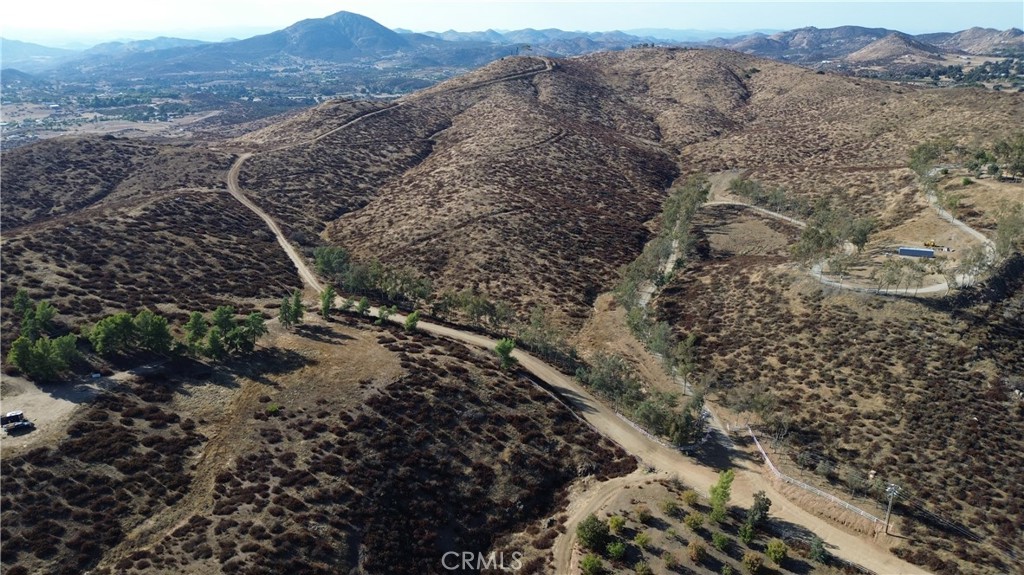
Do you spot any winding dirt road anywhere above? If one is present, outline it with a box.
[224,152,930,573]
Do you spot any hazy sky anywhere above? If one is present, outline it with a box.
[2,1,1021,47]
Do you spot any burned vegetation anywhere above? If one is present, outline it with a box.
[1,384,204,575]
[1,316,634,574]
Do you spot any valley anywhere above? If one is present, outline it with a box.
[2,27,1023,575]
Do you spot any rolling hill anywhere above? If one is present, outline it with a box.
[845,32,946,64]
[2,46,1022,574]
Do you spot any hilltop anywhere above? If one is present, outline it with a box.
[845,32,946,64]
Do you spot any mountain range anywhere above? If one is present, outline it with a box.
[2,11,1021,78]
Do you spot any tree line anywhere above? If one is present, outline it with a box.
[6,288,270,381]
[575,352,707,446]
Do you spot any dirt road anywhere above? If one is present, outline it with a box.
[223,150,929,572]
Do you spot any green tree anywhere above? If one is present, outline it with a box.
[206,326,226,360]
[134,310,173,354]
[314,246,350,278]
[847,215,872,251]
[279,295,295,330]
[994,132,1024,180]
[376,305,397,326]
[184,312,208,351]
[320,285,336,319]
[576,514,610,552]
[242,313,268,345]
[746,491,771,529]
[7,336,36,377]
[495,337,517,370]
[792,226,838,265]
[89,313,137,356]
[12,288,32,318]
[7,333,77,381]
[404,310,421,331]
[290,291,304,326]
[356,297,370,315]
[52,333,80,367]
[211,305,236,333]
[224,326,249,355]
[430,289,460,320]
[709,469,735,522]
[995,203,1024,258]
[765,538,787,564]
[22,300,58,341]
[909,141,942,176]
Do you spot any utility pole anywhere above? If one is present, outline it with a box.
[884,483,902,535]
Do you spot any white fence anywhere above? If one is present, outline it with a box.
[747,426,882,526]
[614,409,712,454]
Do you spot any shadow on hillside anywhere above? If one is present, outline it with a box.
[231,346,316,387]
[695,428,761,471]
[523,374,599,415]
[295,323,355,344]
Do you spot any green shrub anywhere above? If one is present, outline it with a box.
[765,538,787,564]
[581,553,604,575]
[662,499,681,517]
[663,552,679,568]
[633,531,651,549]
[738,522,754,545]
[809,536,828,562]
[608,515,626,535]
[712,531,730,552]
[684,511,704,531]
[634,561,653,575]
[606,540,626,561]
[721,565,735,575]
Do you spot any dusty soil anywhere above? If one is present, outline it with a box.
[574,294,682,399]
[0,374,113,453]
